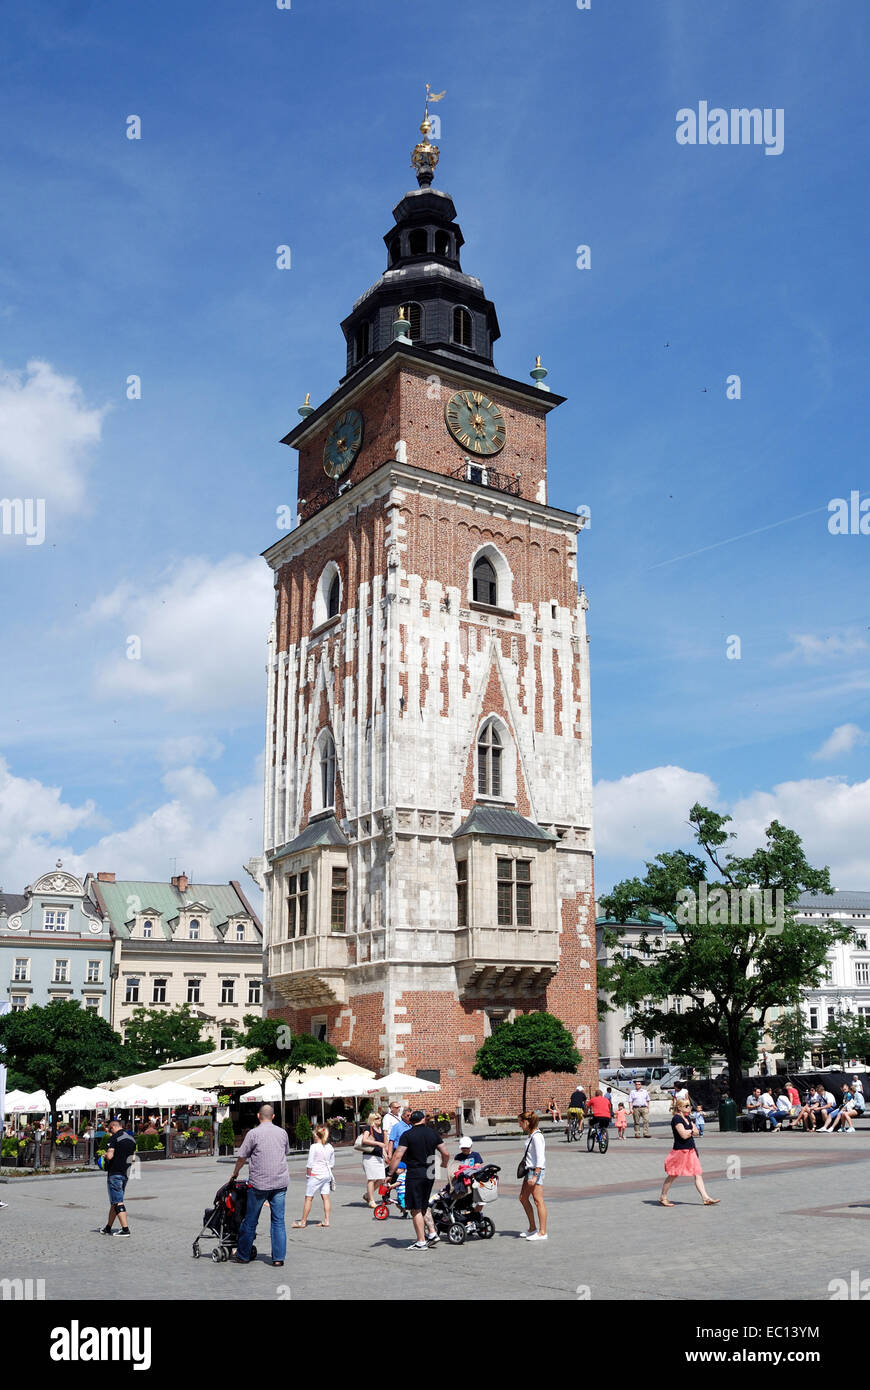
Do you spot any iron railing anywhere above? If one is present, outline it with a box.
[450,461,521,496]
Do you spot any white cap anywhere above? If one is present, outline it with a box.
[459,1135,473,1148]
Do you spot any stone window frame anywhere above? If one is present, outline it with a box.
[279,845,350,944]
[313,560,342,631]
[12,956,30,982]
[312,727,337,814]
[475,714,516,806]
[468,543,513,612]
[458,837,556,937]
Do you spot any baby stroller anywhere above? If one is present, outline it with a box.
[192,1179,257,1263]
[373,1167,410,1220]
[429,1162,500,1245]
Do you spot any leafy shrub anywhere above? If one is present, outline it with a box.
[218,1118,235,1146]
[359,1098,374,1122]
[295,1113,312,1148]
[135,1134,163,1152]
[2,1136,20,1159]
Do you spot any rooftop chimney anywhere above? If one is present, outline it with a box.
[171,873,189,892]
[97,872,116,883]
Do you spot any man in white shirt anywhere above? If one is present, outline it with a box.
[381,1101,402,1154]
[758,1090,778,1131]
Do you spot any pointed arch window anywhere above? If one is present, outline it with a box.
[320,733,336,809]
[477,723,503,798]
[327,572,341,619]
[453,306,472,348]
[472,555,498,606]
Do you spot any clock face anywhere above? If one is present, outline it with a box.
[445,389,506,456]
[323,409,364,478]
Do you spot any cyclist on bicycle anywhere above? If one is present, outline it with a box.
[586,1090,612,1135]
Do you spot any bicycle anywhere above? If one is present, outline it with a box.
[565,1112,584,1143]
[586,1116,610,1153]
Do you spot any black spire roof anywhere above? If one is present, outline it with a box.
[340,182,501,382]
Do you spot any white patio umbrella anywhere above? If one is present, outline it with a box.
[57,1085,114,1109]
[149,1081,215,1107]
[367,1072,441,1095]
[16,1090,51,1112]
[110,1084,160,1108]
[2,1089,30,1115]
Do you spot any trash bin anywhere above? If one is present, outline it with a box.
[718,1097,737,1132]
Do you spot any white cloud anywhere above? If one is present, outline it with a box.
[0,359,107,513]
[594,765,718,861]
[0,757,100,888]
[0,758,263,899]
[158,735,225,766]
[811,723,869,761]
[86,555,273,712]
[729,777,870,888]
[781,631,870,665]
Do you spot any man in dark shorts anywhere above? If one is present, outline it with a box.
[100,1117,136,1237]
[388,1109,449,1250]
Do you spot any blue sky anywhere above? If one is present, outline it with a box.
[1,0,868,898]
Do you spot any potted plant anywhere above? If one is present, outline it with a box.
[434,1111,452,1136]
[1,1134,23,1167]
[135,1133,164,1160]
[328,1116,346,1143]
[295,1113,312,1151]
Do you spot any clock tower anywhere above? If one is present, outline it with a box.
[259,99,597,1115]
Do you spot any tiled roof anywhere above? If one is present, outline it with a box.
[271,815,349,859]
[797,891,870,912]
[0,893,28,916]
[453,806,557,842]
[596,909,677,931]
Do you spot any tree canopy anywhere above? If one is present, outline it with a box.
[0,1001,127,1169]
[472,1010,580,1111]
[598,804,847,1091]
[819,1011,870,1068]
[123,1004,216,1070]
[237,1016,338,1130]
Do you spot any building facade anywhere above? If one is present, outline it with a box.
[596,910,678,1068]
[796,891,870,1064]
[86,871,263,1049]
[1,863,113,1017]
[255,113,597,1114]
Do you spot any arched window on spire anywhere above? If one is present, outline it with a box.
[389,236,402,265]
[354,321,370,362]
[477,722,503,798]
[453,306,472,348]
[434,230,450,258]
[408,229,428,256]
[401,303,423,342]
[472,555,498,606]
[320,733,336,809]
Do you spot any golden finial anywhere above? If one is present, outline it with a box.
[535,355,541,368]
[412,84,445,187]
[397,306,406,320]
[304,392,310,405]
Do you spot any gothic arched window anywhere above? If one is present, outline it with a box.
[327,572,341,619]
[320,733,336,809]
[472,555,498,606]
[408,229,428,256]
[477,722,503,798]
[453,306,472,348]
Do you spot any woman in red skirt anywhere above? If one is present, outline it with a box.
[659,1098,720,1207]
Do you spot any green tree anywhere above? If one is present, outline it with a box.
[123,1004,216,1070]
[769,1002,813,1073]
[472,1011,580,1111]
[599,805,845,1095]
[0,1001,127,1170]
[819,1011,870,1068]
[237,1016,338,1132]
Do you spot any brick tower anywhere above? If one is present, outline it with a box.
[258,102,597,1116]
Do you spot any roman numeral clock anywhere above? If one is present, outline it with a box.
[445,389,506,455]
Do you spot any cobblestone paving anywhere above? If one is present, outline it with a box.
[2,1128,868,1301]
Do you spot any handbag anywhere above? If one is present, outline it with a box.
[516,1135,534,1180]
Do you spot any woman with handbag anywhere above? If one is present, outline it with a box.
[356,1111,386,1208]
[517,1110,547,1241]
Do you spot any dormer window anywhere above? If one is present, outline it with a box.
[453,306,472,348]
[189,919,200,940]
[143,920,153,939]
[235,923,245,942]
[43,909,68,931]
[408,229,428,256]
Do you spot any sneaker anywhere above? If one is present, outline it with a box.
[519,1231,536,1238]
[99,1225,113,1235]
[426,1232,439,1244]
[112,1227,131,1238]
[407,1240,429,1250]
[845,1127,857,1133]
[526,1232,548,1241]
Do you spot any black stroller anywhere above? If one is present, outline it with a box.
[429,1162,500,1245]
[192,1179,257,1263]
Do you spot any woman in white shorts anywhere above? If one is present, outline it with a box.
[360,1112,386,1208]
[292,1125,335,1228]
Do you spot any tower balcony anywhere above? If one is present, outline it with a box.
[268,934,350,1007]
[450,459,521,497]
[454,924,558,998]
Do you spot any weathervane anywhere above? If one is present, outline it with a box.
[411,83,446,187]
